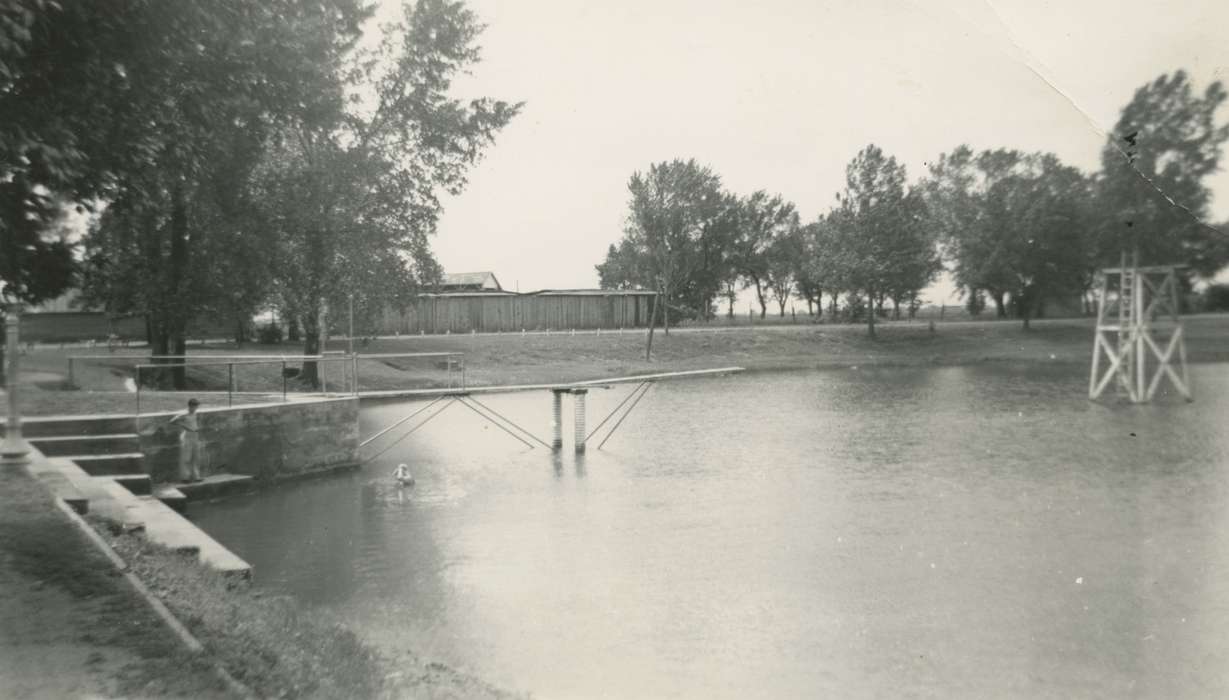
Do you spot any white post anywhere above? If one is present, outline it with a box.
[2,303,31,466]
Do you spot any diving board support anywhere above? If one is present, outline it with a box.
[597,381,653,450]
[551,389,565,451]
[572,388,588,453]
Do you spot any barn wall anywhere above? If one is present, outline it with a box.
[376,294,657,334]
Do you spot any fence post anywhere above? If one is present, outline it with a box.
[352,354,359,396]
[228,363,234,407]
[460,354,466,389]
[68,357,75,388]
[282,360,287,402]
[320,357,327,395]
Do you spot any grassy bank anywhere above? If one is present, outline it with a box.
[0,467,228,697]
[8,314,1229,415]
[91,524,525,699]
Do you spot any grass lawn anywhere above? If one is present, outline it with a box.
[7,314,1229,416]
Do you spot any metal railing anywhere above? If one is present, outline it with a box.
[94,351,468,415]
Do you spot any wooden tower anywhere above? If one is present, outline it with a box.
[1089,252,1190,402]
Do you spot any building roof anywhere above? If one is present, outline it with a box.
[440,271,502,290]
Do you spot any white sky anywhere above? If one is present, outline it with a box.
[415,0,1229,299]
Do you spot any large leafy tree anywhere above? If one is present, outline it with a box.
[733,191,798,319]
[923,146,1095,324]
[827,145,937,337]
[78,2,367,387]
[1095,70,1229,275]
[610,159,730,329]
[983,154,1093,328]
[258,0,519,385]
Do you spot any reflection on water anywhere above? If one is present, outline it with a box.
[192,364,1229,698]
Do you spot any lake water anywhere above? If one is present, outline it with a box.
[192,364,1229,698]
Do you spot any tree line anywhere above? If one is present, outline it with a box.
[598,71,1229,337]
[1,0,519,386]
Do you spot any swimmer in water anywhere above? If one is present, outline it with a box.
[392,463,414,487]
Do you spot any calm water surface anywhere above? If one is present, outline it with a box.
[192,365,1229,698]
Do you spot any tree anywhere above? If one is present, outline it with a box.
[923,146,1096,326]
[733,191,797,318]
[922,146,1019,317]
[257,0,520,385]
[76,2,369,387]
[826,145,938,337]
[616,159,729,333]
[790,222,824,317]
[984,154,1092,328]
[1094,70,1229,275]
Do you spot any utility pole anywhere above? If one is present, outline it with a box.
[348,293,354,355]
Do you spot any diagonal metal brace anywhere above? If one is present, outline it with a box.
[454,395,541,449]
[361,397,456,464]
[597,381,653,450]
[586,382,649,442]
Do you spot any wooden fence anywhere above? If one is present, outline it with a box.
[376,291,657,334]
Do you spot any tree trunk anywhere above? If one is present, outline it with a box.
[777,297,786,316]
[300,302,322,388]
[171,334,187,389]
[288,316,300,342]
[867,294,877,337]
[991,290,1007,318]
[662,285,670,336]
[234,316,247,347]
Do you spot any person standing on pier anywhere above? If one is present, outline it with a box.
[169,398,203,483]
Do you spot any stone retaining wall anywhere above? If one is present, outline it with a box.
[140,398,358,483]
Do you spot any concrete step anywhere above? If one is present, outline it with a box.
[125,495,251,577]
[112,473,152,496]
[153,486,187,513]
[29,433,140,457]
[5,414,138,438]
[175,473,257,501]
[67,453,145,476]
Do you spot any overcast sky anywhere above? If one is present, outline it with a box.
[418,0,1229,298]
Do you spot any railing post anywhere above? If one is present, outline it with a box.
[282,360,287,402]
[228,362,234,407]
[1,303,31,466]
[572,388,588,454]
[352,353,359,396]
[135,366,142,417]
[320,356,327,395]
[460,354,466,389]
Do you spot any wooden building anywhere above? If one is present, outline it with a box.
[377,289,657,334]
